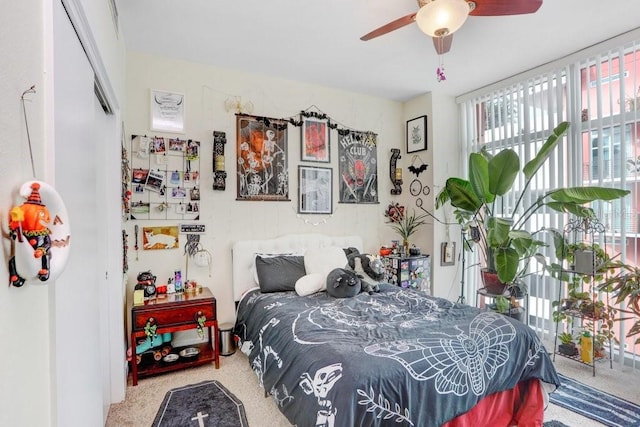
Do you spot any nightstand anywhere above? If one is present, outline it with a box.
[130,287,219,385]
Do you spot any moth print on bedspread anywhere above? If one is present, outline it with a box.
[292,291,445,345]
[300,363,343,427]
[364,312,516,396]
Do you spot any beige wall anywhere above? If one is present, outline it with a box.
[0,1,52,426]
[125,51,416,323]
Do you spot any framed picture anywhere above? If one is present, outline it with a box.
[142,226,179,250]
[298,166,332,214]
[301,117,330,162]
[150,89,185,133]
[440,241,456,266]
[236,114,289,201]
[406,115,427,153]
[337,131,378,204]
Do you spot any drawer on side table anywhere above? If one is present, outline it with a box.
[130,287,219,385]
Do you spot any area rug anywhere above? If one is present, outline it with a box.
[549,373,640,427]
[152,380,248,427]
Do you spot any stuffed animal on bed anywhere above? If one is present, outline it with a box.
[343,247,384,294]
[326,268,361,298]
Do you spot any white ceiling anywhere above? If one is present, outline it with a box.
[119,0,640,102]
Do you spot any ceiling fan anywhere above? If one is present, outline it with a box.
[360,0,543,55]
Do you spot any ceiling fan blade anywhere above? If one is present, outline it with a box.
[470,0,543,16]
[432,34,453,55]
[360,13,417,41]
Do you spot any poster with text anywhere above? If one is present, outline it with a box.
[338,131,378,204]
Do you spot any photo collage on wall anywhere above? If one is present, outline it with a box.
[129,135,201,219]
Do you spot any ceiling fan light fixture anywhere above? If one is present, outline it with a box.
[415,0,471,38]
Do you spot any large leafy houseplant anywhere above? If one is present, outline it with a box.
[436,121,630,292]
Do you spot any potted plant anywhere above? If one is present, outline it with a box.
[435,121,629,295]
[598,262,640,346]
[551,238,620,349]
[384,203,428,255]
[492,295,510,314]
[557,332,578,356]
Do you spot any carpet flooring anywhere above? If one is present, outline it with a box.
[152,380,248,427]
[550,373,640,427]
[107,349,640,427]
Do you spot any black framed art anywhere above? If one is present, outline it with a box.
[235,114,289,201]
[298,166,332,214]
[337,130,378,204]
[301,116,330,162]
[406,115,427,153]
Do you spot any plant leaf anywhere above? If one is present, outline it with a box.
[469,152,493,203]
[548,187,630,203]
[487,217,511,247]
[523,121,569,180]
[446,178,481,212]
[496,247,518,283]
[435,187,451,209]
[545,201,595,217]
[488,149,519,196]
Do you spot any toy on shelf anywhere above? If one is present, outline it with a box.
[134,270,157,298]
[126,316,173,364]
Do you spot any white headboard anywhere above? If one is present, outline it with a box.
[232,233,363,301]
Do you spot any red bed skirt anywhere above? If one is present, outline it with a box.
[443,378,545,427]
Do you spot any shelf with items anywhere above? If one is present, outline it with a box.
[129,287,219,385]
[129,134,201,220]
[552,217,615,376]
[382,255,431,295]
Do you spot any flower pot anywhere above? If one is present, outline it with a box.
[481,269,508,295]
[558,343,578,357]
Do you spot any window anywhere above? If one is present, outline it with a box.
[459,38,640,365]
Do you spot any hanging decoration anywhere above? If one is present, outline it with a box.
[408,154,429,176]
[212,130,227,191]
[435,38,447,82]
[8,181,71,286]
[121,124,131,219]
[6,86,71,287]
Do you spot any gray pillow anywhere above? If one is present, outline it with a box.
[255,255,306,293]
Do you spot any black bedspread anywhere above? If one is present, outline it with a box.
[234,284,560,426]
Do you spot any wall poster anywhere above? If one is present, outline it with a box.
[338,130,378,204]
[236,114,289,201]
[150,89,185,133]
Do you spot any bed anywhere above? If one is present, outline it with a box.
[232,233,560,426]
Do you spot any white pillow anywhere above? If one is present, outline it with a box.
[304,246,348,285]
[295,273,325,296]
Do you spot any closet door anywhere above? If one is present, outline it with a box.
[53,0,107,425]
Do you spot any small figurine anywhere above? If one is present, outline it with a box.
[8,183,52,285]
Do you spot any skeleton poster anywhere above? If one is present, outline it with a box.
[236,115,289,201]
[338,131,378,203]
